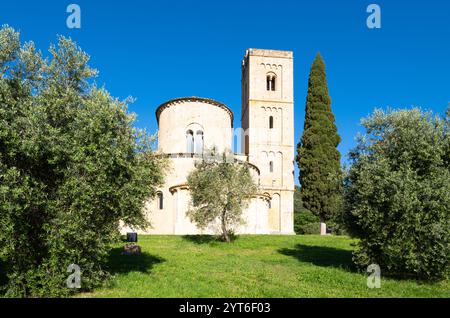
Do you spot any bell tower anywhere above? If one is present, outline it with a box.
[241,48,295,234]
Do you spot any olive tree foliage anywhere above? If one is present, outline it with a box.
[343,107,450,280]
[0,26,166,297]
[186,150,258,242]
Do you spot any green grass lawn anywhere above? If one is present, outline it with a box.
[78,235,449,298]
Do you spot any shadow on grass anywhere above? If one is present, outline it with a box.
[182,235,218,244]
[106,247,165,275]
[279,244,356,272]
[182,234,238,244]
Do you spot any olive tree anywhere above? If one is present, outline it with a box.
[186,150,258,242]
[0,26,166,297]
[343,107,450,280]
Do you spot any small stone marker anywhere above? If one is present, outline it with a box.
[126,232,138,243]
[122,243,141,255]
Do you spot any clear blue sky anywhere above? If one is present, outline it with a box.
[2,0,449,183]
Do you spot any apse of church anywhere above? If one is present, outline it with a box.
[121,49,295,235]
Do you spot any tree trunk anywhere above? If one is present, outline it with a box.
[320,216,327,236]
[221,210,230,243]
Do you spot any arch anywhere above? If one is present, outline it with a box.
[262,192,271,209]
[266,72,277,91]
[186,123,204,154]
[186,122,205,130]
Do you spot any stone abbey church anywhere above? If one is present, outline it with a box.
[125,49,295,235]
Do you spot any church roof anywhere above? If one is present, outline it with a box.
[155,97,234,126]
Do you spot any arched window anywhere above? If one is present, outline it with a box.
[266,73,276,91]
[195,130,204,154]
[269,161,274,173]
[186,130,194,153]
[269,116,274,129]
[157,192,163,210]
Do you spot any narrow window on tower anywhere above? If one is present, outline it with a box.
[269,116,274,129]
[266,73,277,91]
[157,192,163,210]
[269,161,274,173]
[186,130,194,153]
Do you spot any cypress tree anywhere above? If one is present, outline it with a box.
[296,53,342,235]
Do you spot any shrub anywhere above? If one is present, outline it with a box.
[295,185,344,235]
[0,26,166,297]
[294,210,320,235]
[343,108,450,280]
[300,222,320,235]
[294,186,318,234]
